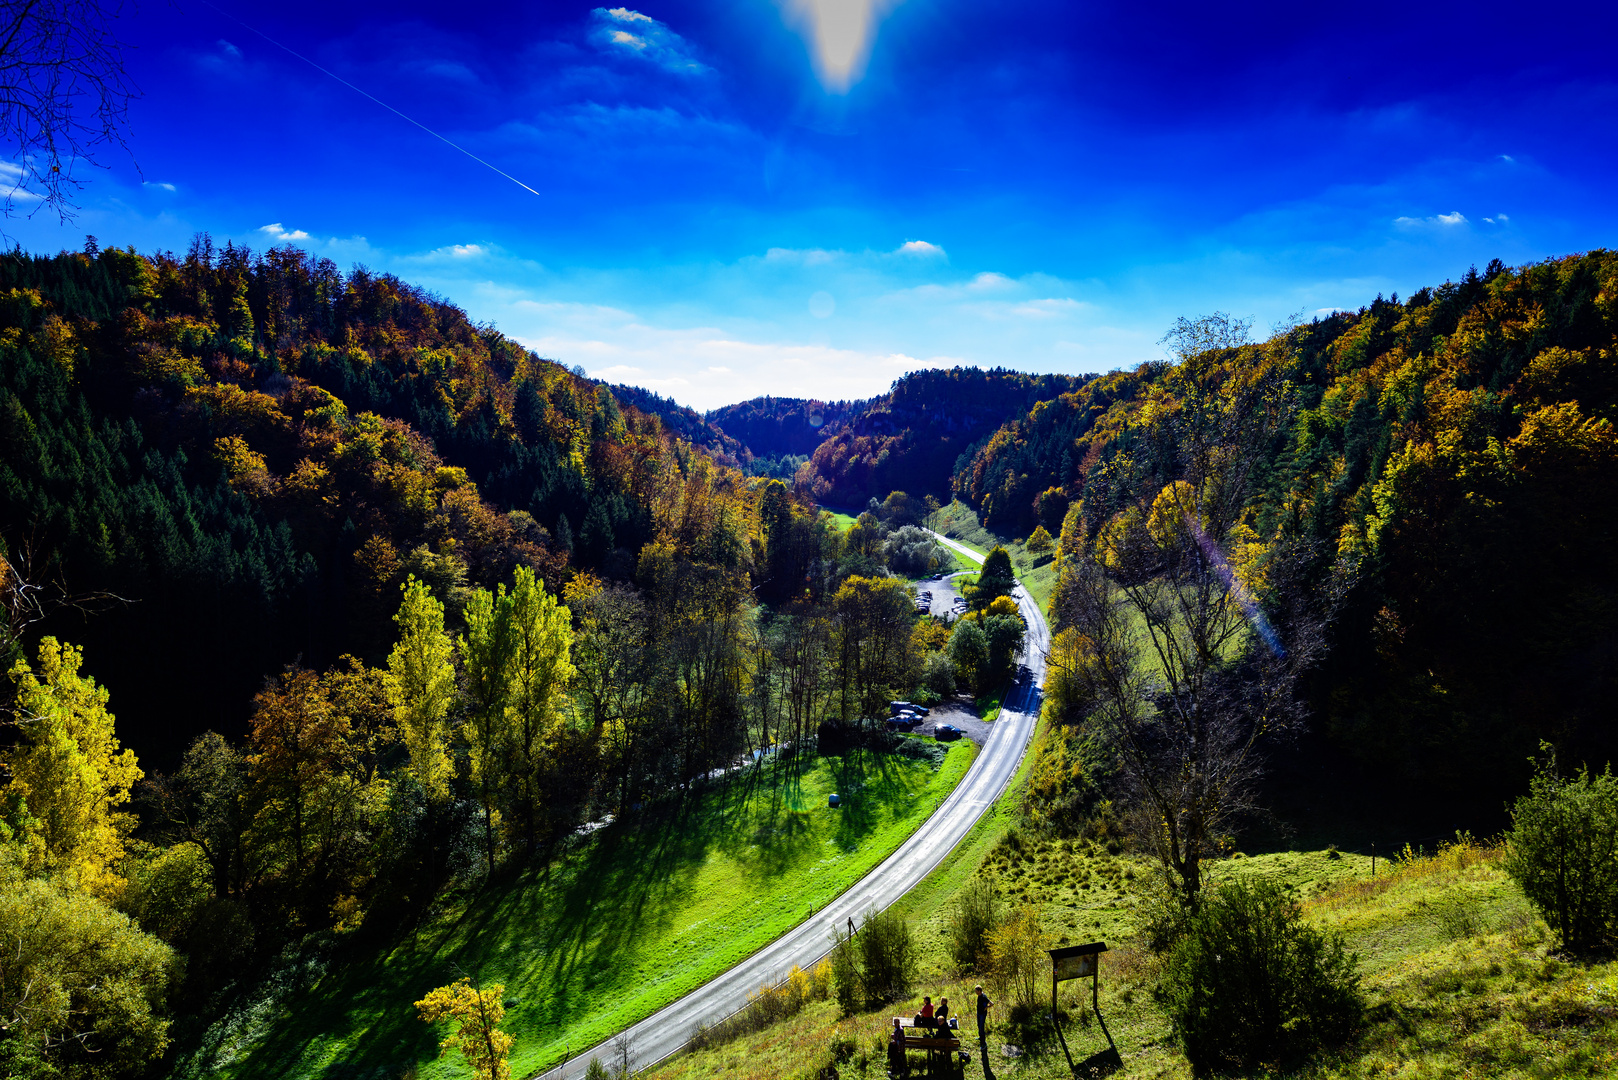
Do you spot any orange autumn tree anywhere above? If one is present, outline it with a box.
[415,978,514,1080]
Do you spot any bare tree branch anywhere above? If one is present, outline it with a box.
[0,0,137,222]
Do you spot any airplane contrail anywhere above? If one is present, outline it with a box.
[197,0,543,198]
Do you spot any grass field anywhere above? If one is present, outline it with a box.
[179,743,977,1080]
[641,808,1617,1080]
[925,501,1058,616]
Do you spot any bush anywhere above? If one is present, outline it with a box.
[688,962,833,1050]
[858,906,917,1004]
[949,877,1001,971]
[1503,754,1618,953]
[1164,876,1361,1073]
[921,651,956,698]
[885,526,951,577]
[830,923,861,1015]
[984,905,1049,1016]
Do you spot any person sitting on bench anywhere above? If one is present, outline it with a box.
[917,997,935,1028]
[935,997,951,1029]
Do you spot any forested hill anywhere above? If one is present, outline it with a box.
[963,253,1618,805]
[705,395,857,457]
[791,368,1088,506]
[0,239,760,765]
[604,382,741,461]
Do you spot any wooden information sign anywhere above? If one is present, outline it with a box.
[1047,942,1121,1077]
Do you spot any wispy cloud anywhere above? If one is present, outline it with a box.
[397,242,495,263]
[143,181,177,192]
[896,240,945,257]
[259,222,311,241]
[217,39,241,59]
[1393,211,1467,229]
[1483,213,1510,225]
[589,8,709,75]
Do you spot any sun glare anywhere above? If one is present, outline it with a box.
[785,0,894,92]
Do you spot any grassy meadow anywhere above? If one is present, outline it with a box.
[178,743,976,1080]
[641,790,1614,1080]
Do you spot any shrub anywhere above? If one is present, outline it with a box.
[984,905,1049,1016]
[856,907,917,1005]
[949,877,1002,971]
[885,526,950,577]
[921,651,956,698]
[1164,876,1361,1073]
[1503,754,1618,953]
[830,923,861,1015]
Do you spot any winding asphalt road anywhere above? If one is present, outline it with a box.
[538,531,1047,1079]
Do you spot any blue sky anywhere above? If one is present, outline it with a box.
[8,0,1616,409]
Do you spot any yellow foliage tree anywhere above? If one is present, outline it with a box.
[386,576,457,800]
[3,638,141,898]
[507,565,575,850]
[415,978,514,1080]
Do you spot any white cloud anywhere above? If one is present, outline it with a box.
[259,222,311,241]
[1010,298,1085,319]
[968,272,1014,291]
[494,297,957,408]
[217,39,241,59]
[427,243,488,259]
[589,8,709,74]
[896,239,945,257]
[1393,211,1468,229]
[143,181,177,192]
[1500,154,1515,163]
[765,246,839,265]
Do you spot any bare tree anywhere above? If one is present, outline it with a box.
[1056,321,1342,906]
[0,538,123,697]
[0,0,137,221]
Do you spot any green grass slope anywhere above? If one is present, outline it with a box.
[641,828,1617,1080]
[925,501,1057,616]
[179,744,975,1080]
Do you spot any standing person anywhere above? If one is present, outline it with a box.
[975,985,993,1040]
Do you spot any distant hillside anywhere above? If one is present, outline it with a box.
[704,395,856,457]
[606,382,741,460]
[793,367,1088,506]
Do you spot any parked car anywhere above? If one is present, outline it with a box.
[934,724,964,741]
[886,715,919,731]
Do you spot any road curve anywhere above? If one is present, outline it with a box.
[538,532,1047,1079]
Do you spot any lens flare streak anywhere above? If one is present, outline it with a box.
[1185,513,1285,658]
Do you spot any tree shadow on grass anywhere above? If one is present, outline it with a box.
[831,746,942,854]
[209,794,720,1080]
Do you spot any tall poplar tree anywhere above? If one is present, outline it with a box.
[386,576,457,801]
[461,584,516,874]
[506,566,574,850]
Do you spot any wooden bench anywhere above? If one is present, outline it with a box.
[889,1018,964,1065]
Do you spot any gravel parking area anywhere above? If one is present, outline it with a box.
[912,694,996,745]
[919,570,973,619]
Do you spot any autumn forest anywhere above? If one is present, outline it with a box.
[1,240,1616,1078]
